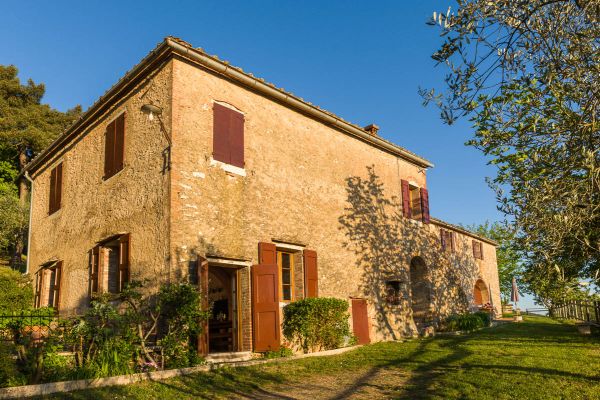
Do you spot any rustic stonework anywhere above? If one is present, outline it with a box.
[26,40,501,346]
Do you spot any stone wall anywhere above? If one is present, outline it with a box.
[28,61,174,315]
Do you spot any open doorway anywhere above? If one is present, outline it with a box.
[207,265,240,353]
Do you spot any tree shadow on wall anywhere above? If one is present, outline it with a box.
[339,166,482,339]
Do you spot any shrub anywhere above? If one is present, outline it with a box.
[474,311,491,327]
[0,267,32,313]
[442,313,485,332]
[282,297,350,353]
[264,346,293,359]
[0,342,26,388]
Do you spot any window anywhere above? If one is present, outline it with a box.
[34,261,62,310]
[401,180,430,223]
[104,113,125,179]
[472,240,484,260]
[385,280,402,305]
[90,234,130,296]
[277,251,294,301]
[440,229,455,252]
[48,162,63,214]
[409,186,422,220]
[213,103,244,168]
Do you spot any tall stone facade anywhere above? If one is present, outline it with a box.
[26,38,501,349]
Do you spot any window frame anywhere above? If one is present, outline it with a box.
[90,234,130,297]
[409,185,422,220]
[48,162,63,215]
[277,250,295,302]
[34,261,62,310]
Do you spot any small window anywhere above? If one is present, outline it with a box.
[48,162,63,214]
[409,186,422,220]
[34,261,62,310]
[472,241,484,260]
[90,234,130,296]
[441,229,455,253]
[104,113,125,179]
[213,103,244,168]
[277,251,294,301]
[385,280,402,305]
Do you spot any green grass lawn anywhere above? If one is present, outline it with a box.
[39,316,599,399]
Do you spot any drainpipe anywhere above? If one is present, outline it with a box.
[23,171,34,274]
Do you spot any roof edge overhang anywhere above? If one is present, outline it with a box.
[25,37,434,175]
[430,217,498,246]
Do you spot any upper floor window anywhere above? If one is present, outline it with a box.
[213,103,244,168]
[104,113,125,179]
[48,162,63,214]
[34,261,62,310]
[440,229,455,252]
[90,234,130,296]
[472,240,484,260]
[401,180,430,223]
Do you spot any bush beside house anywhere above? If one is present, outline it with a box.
[282,297,351,353]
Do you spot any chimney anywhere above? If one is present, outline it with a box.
[364,124,379,136]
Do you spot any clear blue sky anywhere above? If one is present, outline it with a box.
[2,1,534,306]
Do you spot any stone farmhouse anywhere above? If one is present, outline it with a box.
[25,37,500,354]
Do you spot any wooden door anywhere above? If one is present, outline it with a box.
[252,263,280,352]
[352,298,371,345]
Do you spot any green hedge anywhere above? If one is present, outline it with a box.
[282,297,350,353]
[442,311,491,332]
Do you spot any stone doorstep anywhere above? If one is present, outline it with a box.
[0,345,362,400]
[205,351,253,363]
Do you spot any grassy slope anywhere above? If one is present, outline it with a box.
[40,316,599,399]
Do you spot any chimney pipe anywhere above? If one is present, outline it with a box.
[364,124,379,136]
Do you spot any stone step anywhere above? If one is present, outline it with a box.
[205,351,253,363]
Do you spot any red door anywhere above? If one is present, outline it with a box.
[252,263,281,352]
[352,298,371,345]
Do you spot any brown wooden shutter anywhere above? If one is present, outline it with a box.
[196,257,209,356]
[118,234,130,292]
[54,261,63,312]
[303,249,318,298]
[479,243,484,260]
[213,103,231,164]
[420,187,430,224]
[451,232,456,252]
[90,245,101,295]
[401,180,411,218]
[114,113,125,173]
[258,242,277,264]
[38,269,47,308]
[252,263,281,352]
[55,163,63,211]
[229,110,244,168]
[49,167,56,213]
[104,121,115,178]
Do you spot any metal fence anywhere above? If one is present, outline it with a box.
[0,313,61,342]
[550,300,600,325]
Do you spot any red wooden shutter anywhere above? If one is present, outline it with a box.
[49,167,57,213]
[420,188,430,224]
[196,257,209,356]
[55,163,63,211]
[229,110,245,168]
[104,121,115,178]
[401,180,411,218]
[304,250,319,297]
[54,261,63,312]
[114,113,125,173]
[118,234,130,292]
[90,245,101,294]
[34,271,42,308]
[252,262,281,352]
[303,249,318,298]
[213,103,231,164]
[440,229,446,250]
[258,242,277,264]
